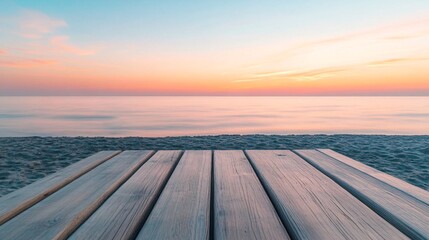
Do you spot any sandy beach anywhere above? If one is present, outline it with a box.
[0,134,428,196]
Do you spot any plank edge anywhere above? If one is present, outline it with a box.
[243,150,293,240]
[0,150,122,225]
[317,148,429,205]
[53,150,156,240]
[293,149,426,240]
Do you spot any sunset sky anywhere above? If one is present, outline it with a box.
[1,1,429,95]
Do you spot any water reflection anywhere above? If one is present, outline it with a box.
[0,97,428,136]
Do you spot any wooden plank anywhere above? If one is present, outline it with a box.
[0,150,154,240]
[318,148,429,205]
[69,150,182,240]
[0,150,120,225]
[213,150,290,240]
[246,150,408,240]
[296,149,429,240]
[136,150,211,240]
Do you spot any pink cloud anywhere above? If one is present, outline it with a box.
[0,59,57,67]
[18,10,67,38]
[0,49,6,55]
[50,35,96,55]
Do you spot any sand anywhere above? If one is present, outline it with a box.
[0,135,428,196]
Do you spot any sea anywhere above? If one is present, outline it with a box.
[1,96,428,136]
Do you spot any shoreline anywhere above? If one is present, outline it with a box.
[1,134,428,196]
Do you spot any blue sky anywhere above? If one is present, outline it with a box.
[1,1,429,95]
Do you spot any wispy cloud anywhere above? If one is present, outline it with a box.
[0,10,97,65]
[302,16,429,50]
[303,16,429,47]
[234,67,347,83]
[17,10,67,38]
[243,14,429,69]
[234,13,429,86]
[366,58,429,67]
[383,29,429,40]
[50,35,96,56]
[234,57,429,83]
[0,58,57,67]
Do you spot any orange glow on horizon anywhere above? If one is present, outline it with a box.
[1,9,429,95]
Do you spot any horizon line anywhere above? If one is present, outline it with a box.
[1,94,428,97]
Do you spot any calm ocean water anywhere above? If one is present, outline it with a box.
[0,96,428,136]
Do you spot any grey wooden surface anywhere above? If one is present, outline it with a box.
[70,150,182,240]
[318,148,429,205]
[296,149,429,240]
[2,149,429,240]
[213,150,290,240]
[0,150,120,224]
[137,150,211,240]
[0,150,154,240]
[246,150,408,240]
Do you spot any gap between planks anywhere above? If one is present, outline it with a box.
[2,149,428,240]
[0,150,156,240]
[69,150,183,240]
[246,150,408,240]
[295,149,429,240]
[0,150,122,225]
[317,148,429,205]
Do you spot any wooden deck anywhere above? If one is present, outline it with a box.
[0,150,428,240]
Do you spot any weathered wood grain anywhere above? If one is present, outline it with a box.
[213,150,290,240]
[0,150,154,240]
[69,150,182,240]
[136,150,211,240]
[0,150,120,225]
[318,148,429,205]
[246,150,408,240]
[296,149,429,240]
